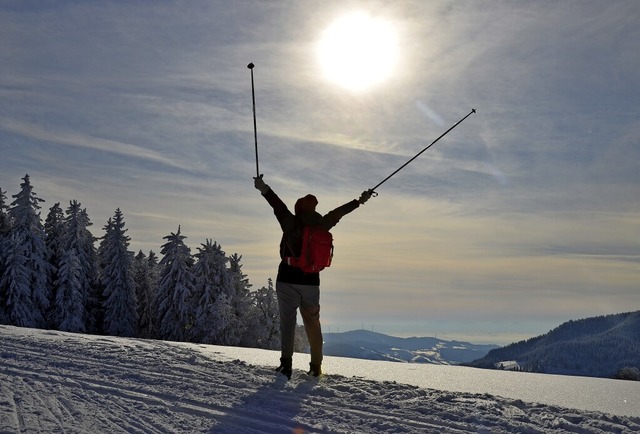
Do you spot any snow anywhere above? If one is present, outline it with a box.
[1,325,639,433]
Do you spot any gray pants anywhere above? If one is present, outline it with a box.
[275,281,323,366]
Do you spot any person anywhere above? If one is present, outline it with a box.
[254,174,371,379]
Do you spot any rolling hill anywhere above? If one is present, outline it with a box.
[467,311,640,379]
[322,329,499,364]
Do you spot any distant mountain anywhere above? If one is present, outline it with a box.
[467,311,640,379]
[322,329,499,365]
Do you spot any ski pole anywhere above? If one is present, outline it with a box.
[248,62,260,177]
[369,108,476,194]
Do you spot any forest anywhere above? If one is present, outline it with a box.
[0,174,289,350]
[467,311,640,380]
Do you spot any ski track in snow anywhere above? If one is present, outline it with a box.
[1,326,639,434]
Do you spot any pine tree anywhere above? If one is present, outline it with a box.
[156,227,195,342]
[134,250,159,339]
[100,209,138,337]
[0,232,38,326]
[5,175,51,328]
[228,253,254,347]
[96,217,113,330]
[247,278,280,350]
[44,203,65,327]
[293,324,310,353]
[52,200,98,332]
[79,206,101,333]
[191,240,234,344]
[0,187,10,235]
[0,187,11,324]
[208,292,236,345]
[55,249,86,332]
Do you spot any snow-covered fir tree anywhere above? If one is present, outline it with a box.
[0,232,37,326]
[96,217,113,324]
[228,253,255,347]
[54,249,86,332]
[100,209,137,337]
[52,200,98,332]
[247,278,280,350]
[156,227,195,342]
[191,240,235,345]
[133,250,159,339]
[0,187,10,324]
[207,292,236,344]
[75,204,101,333]
[294,324,310,353]
[0,187,10,235]
[44,203,66,327]
[4,175,51,328]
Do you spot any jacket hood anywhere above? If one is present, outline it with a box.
[295,194,318,215]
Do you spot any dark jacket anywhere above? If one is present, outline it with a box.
[262,188,360,285]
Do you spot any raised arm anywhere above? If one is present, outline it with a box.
[254,175,295,233]
[321,190,372,230]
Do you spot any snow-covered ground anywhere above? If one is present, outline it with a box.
[1,325,638,433]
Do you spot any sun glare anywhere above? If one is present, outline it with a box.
[317,11,399,92]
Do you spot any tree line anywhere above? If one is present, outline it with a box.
[0,174,282,350]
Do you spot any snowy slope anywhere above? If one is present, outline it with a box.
[1,325,639,434]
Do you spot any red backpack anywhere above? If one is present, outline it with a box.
[285,225,334,273]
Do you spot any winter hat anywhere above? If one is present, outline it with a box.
[294,194,318,215]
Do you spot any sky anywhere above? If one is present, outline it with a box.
[1,0,638,345]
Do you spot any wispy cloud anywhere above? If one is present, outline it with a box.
[0,117,196,172]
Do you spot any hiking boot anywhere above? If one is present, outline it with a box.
[275,357,292,380]
[307,363,322,377]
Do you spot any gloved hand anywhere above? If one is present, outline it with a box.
[254,174,270,195]
[358,189,373,205]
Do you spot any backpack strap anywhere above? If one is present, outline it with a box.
[284,256,302,268]
[283,222,303,266]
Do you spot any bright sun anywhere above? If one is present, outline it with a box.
[317,11,399,92]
